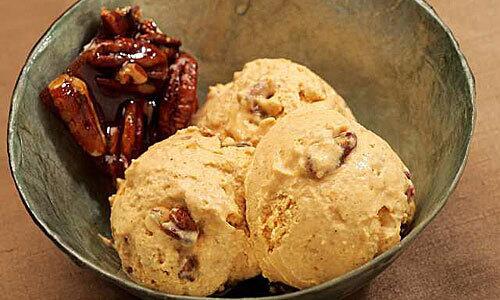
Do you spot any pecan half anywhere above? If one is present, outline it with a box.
[158,53,198,138]
[137,32,182,48]
[146,63,169,80]
[120,99,145,162]
[130,7,182,48]
[102,125,128,180]
[46,74,106,156]
[106,126,120,154]
[89,38,167,69]
[100,7,133,37]
[102,154,128,181]
[96,77,156,96]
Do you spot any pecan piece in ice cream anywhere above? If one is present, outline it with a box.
[303,130,358,179]
[148,206,199,245]
[178,256,198,282]
[161,207,199,245]
[335,131,357,163]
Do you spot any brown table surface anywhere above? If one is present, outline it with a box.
[1,1,499,299]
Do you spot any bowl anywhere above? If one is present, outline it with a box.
[8,0,475,299]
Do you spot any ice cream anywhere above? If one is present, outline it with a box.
[245,109,416,289]
[110,127,259,296]
[192,59,355,146]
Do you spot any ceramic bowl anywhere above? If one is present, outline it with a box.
[8,0,475,299]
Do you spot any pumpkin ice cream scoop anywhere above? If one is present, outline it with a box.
[192,58,355,146]
[245,109,416,289]
[110,127,259,296]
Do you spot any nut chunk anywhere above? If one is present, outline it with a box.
[45,74,106,157]
[149,206,199,245]
[158,53,199,138]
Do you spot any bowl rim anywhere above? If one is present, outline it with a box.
[7,0,476,299]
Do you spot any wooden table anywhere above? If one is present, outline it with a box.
[1,1,498,299]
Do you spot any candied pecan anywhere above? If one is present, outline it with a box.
[101,7,133,37]
[129,5,142,24]
[40,5,197,186]
[89,38,167,69]
[116,62,148,85]
[102,153,128,181]
[39,87,55,112]
[106,125,121,154]
[119,99,145,162]
[138,18,160,35]
[130,6,182,48]
[46,74,106,156]
[66,50,94,77]
[96,77,156,96]
[142,100,158,146]
[178,255,198,282]
[137,33,182,48]
[158,53,198,138]
[148,206,199,245]
[146,64,169,81]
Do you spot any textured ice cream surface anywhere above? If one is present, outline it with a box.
[245,109,416,289]
[110,127,259,296]
[192,58,355,146]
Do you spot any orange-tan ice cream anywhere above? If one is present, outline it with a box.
[245,109,415,289]
[110,127,259,296]
[193,58,355,146]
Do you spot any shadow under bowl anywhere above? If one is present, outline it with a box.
[8,0,475,299]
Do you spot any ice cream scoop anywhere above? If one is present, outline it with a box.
[192,58,355,146]
[110,127,259,296]
[245,109,416,289]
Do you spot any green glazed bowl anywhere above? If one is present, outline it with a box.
[8,0,475,299]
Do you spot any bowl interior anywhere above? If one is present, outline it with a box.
[9,0,474,299]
